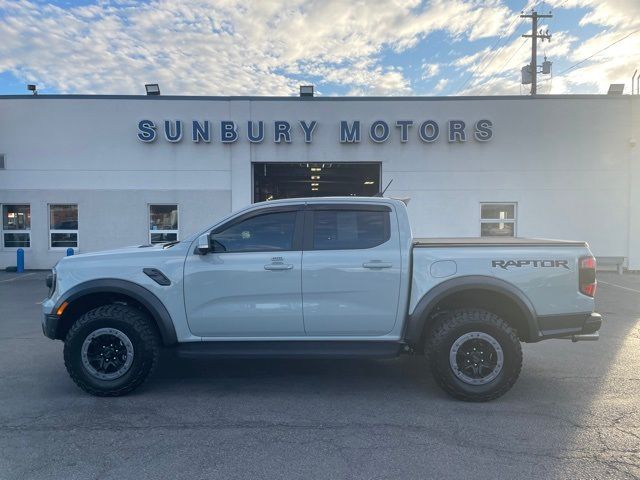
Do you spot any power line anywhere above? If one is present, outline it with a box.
[457,19,519,93]
[473,19,525,82]
[457,1,539,94]
[538,27,640,83]
[468,6,552,96]
[467,38,529,93]
[499,38,528,72]
[456,5,528,94]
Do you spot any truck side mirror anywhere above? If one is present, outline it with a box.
[208,233,227,253]
[196,233,210,255]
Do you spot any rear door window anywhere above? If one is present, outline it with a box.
[312,210,390,250]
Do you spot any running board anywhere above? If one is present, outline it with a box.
[174,341,404,359]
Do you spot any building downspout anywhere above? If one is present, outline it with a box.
[627,95,640,271]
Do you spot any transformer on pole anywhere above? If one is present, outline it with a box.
[521,10,552,95]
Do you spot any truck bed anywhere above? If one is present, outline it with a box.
[413,237,588,247]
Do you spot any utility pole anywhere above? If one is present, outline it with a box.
[521,10,552,95]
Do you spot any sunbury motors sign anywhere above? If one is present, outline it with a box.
[137,119,493,144]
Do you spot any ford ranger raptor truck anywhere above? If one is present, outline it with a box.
[42,197,602,401]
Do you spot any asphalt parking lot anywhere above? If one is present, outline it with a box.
[0,271,639,479]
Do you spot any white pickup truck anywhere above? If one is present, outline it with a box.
[42,197,601,401]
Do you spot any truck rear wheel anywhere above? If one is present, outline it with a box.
[425,308,522,402]
[63,304,160,396]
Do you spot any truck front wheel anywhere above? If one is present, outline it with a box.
[63,304,160,396]
[425,308,522,402]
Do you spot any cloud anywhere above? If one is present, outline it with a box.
[0,0,636,96]
[546,0,640,29]
[456,1,640,95]
[422,63,440,79]
[0,0,513,95]
[432,78,449,93]
[553,28,640,93]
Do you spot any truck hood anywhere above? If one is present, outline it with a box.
[54,242,187,271]
[64,243,165,259]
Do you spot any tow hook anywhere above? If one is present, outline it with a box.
[401,344,414,354]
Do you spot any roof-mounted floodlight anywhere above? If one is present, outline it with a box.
[299,85,314,97]
[145,84,161,96]
[607,84,624,95]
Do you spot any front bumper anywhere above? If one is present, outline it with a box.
[42,313,60,340]
[41,294,59,340]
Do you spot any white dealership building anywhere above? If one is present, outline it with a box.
[0,93,639,270]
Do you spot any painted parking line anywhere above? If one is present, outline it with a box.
[0,272,38,284]
[599,280,640,294]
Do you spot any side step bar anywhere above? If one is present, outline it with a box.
[174,341,404,359]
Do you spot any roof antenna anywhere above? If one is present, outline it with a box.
[376,179,393,197]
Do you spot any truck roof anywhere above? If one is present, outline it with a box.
[251,196,401,207]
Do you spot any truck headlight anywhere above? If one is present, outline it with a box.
[46,269,56,298]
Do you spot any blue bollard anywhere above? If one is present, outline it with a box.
[16,248,24,273]
[66,247,74,256]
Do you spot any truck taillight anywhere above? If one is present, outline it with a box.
[579,256,597,297]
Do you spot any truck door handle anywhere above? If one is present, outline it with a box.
[362,262,393,269]
[264,264,294,271]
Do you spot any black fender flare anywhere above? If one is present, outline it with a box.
[403,275,538,346]
[53,279,178,346]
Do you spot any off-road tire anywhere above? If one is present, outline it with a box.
[425,308,522,402]
[63,304,160,396]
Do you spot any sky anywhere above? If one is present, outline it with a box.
[0,0,638,97]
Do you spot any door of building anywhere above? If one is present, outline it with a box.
[253,162,381,202]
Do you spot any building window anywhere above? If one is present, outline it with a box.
[2,204,31,248]
[49,204,79,249]
[149,204,178,244]
[480,203,516,237]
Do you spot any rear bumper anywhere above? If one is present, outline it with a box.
[42,313,60,340]
[582,312,602,334]
[535,312,602,341]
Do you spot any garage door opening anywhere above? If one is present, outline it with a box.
[253,162,381,203]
